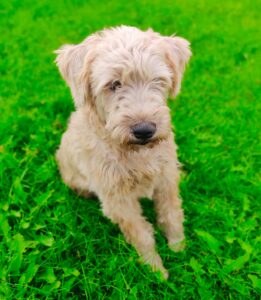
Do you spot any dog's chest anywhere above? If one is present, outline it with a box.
[87,142,168,197]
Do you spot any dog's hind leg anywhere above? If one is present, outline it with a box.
[56,148,95,199]
[72,187,96,199]
[61,172,95,199]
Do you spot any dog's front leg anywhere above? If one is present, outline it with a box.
[101,195,168,278]
[153,175,185,252]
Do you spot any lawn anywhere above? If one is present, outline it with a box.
[0,0,260,298]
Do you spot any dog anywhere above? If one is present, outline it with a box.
[55,26,191,279]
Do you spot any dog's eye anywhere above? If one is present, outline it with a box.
[110,80,122,92]
[152,77,166,85]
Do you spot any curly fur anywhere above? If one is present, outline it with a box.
[55,25,191,278]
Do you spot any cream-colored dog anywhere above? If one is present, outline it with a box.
[55,26,191,278]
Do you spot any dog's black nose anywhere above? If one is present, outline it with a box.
[132,122,156,141]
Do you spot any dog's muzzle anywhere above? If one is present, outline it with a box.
[131,122,156,145]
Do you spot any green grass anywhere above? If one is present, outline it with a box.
[0,0,260,298]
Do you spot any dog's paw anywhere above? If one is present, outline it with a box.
[151,259,169,280]
[154,266,169,280]
[140,252,169,280]
[169,238,186,252]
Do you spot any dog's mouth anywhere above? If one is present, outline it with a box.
[129,138,151,145]
[128,137,162,147]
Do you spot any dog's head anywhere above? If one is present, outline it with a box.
[55,26,191,146]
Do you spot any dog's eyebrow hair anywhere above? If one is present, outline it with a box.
[103,82,111,89]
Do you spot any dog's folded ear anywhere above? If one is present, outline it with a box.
[163,36,192,98]
[54,36,97,108]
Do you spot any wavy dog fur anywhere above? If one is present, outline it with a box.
[55,25,191,278]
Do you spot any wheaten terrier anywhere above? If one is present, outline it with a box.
[55,26,191,278]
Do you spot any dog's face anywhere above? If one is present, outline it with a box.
[55,26,191,146]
